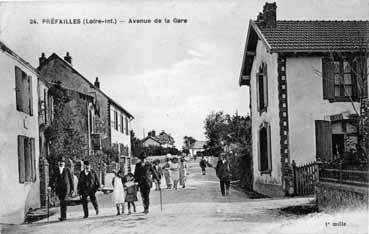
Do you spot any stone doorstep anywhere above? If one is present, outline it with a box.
[25,208,50,224]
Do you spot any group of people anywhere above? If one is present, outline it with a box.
[49,158,101,221]
[161,156,188,190]
[50,152,230,221]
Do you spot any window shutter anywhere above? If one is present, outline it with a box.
[28,76,33,116]
[15,66,23,111]
[352,59,358,98]
[24,137,32,182]
[267,123,272,171]
[21,71,29,113]
[18,135,25,183]
[125,117,129,135]
[315,120,332,161]
[256,72,260,111]
[30,138,36,182]
[263,64,268,108]
[322,58,334,100]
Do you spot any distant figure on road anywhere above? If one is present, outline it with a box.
[134,154,159,214]
[124,173,138,215]
[216,153,231,196]
[169,157,180,189]
[49,157,74,221]
[179,157,188,188]
[112,170,125,215]
[162,156,173,189]
[78,161,100,218]
[152,159,163,191]
[199,156,207,175]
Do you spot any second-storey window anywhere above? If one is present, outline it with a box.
[322,56,367,101]
[114,111,118,130]
[15,66,33,116]
[256,63,268,113]
[125,117,129,135]
[120,115,124,133]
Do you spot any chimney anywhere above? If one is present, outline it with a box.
[152,130,156,137]
[148,132,152,137]
[94,77,100,88]
[263,2,277,28]
[64,52,72,65]
[39,52,46,68]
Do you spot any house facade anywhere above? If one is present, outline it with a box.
[189,140,207,157]
[141,130,175,148]
[0,41,41,223]
[38,53,133,173]
[239,3,368,196]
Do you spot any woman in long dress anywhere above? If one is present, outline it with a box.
[112,170,125,215]
[162,157,172,189]
[169,157,180,190]
[179,157,188,188]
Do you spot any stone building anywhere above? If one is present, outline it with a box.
[38,52,134,172]
[239,3,368,196]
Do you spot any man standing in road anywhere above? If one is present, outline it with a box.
[216,153,231,196]
[77,161,100,218]
[134,154,159,214]
[199,156,207,175]
[49,157,74,221]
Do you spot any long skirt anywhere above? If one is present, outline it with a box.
[163,169,172,188]
[112,177,125,204]
[179,169,187,186]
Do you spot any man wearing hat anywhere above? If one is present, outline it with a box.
[49,157,74,221]
[216,153,231,196]
[77,161,100,218]
[134,153,159,214]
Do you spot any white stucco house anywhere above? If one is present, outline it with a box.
[239,3,368,197]
[189,140,207,157]
[0,41,41,223]
[109,98,134,174]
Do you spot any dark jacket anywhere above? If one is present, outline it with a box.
[134,161,159,190]
[152,165,163,181]
[216,160,231,180]
[199,159,207,168]
[50,167,74,197]
[77,169,100,195]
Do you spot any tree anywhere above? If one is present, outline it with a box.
[183,136,196,149]
[131,130,144,158]
[45,84,86,166]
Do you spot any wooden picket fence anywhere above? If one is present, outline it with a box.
[292,160,318,196]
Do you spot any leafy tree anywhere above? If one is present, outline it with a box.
[183,136,196,150]
[45,84,86,166]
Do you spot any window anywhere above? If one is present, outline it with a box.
[15,66,33,115]
[256,63,268,112]
[125,117,129,135]
[120,115,124,133]
[114,111,118,130]
[258,122,271,173]
[18,135,36,183]
[119,143,124,155]
[322,57,367,101]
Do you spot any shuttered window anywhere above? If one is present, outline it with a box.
[258,122,272,173]
[120,115,124,133]
[114,111,118,130]
[15,66,33,115]
[18,135,36,183]
[125,117,129,135]
[322,57,366,101]
[256,63,268,113]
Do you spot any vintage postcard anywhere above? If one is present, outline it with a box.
[0,0,368,233]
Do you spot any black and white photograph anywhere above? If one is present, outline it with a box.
[0,0,368,233]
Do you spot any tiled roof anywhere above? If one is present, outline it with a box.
[254,20,369,52]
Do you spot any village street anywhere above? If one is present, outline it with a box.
[1,160,366,234]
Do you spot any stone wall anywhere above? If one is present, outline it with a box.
[316,182,369,210]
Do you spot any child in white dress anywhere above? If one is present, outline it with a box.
[112,170,125,215]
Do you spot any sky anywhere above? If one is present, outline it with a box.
[0,0,368,148]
